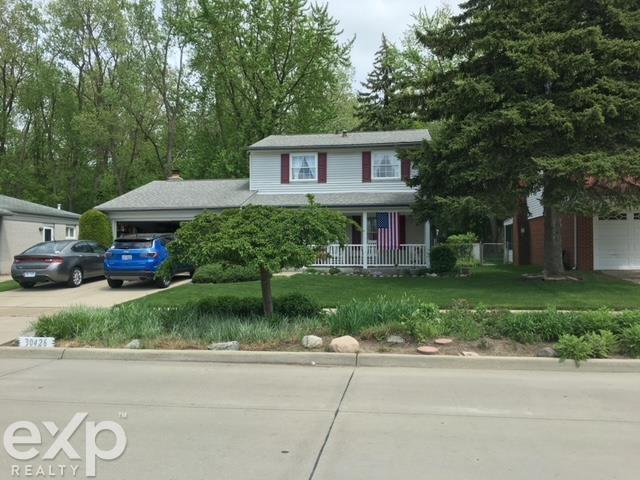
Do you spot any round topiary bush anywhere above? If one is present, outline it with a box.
[429,244,457,274]
[79,209,113,248]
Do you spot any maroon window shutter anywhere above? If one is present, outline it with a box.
[318,153,327,183]
[281,153,290,184]
[362,151,372,182]
[401,159,411,182]
[399,214,406,245]
[351,215,362,244]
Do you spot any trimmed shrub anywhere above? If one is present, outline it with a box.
[79,209,113,247]
[190,293,320,318]
[274,293,321,318]
[192,263,260,284]
[620,324,640,358]
[429,244,457,274]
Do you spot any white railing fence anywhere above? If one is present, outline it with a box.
[314,244,429,267]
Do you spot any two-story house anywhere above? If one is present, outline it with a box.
[95,129,432,268]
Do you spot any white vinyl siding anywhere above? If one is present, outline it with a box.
[250,150,414,193]
[526,191,544,219]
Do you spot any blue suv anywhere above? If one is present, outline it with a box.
[104,234,193,288]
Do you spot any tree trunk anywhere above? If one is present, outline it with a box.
[260,267,273,316]
[543,206,564,278]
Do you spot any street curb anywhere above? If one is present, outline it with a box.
[0,347,639,372]
[357,353,640,372]
[0,347,64,360]
[0,347,356,367]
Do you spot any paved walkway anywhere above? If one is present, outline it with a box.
[0,276,189,344]
[0,359,637,479]
[602,270,640,285]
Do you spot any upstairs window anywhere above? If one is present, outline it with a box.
[372,152,400,180]
[290,153,317,181]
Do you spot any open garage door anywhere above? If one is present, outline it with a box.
[116,221,183,236]
[594,212,640,270]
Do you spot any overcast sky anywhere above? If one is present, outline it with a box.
[324,0,459,90]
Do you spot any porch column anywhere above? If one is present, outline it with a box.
[424,220,431,267]
[361,212,368,269]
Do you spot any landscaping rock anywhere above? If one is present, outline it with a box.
[434,338,453,345]
[417,346,439,355]
[536,347,559,358]
[461,351,479,357]
[329,336,360,353]
[386,335,405,344]
[302,335,323,349]
[208,341,240,351]
[126,339,141,349]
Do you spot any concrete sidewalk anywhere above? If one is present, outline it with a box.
[0,358,638,479]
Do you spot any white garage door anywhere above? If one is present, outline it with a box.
[594,212,640,270]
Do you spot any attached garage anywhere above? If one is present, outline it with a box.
[594,212,640,270]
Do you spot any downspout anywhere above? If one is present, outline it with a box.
[574,216,578,270]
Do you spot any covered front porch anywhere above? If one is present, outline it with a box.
[313,209,431,268]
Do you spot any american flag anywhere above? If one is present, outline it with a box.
[376,212,400,250]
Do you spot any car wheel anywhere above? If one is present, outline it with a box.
[19,282,35,289]
[155,275,171,289]
[67,267,83,288]
[107,279,124,289]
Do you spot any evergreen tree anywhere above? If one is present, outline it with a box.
[411,0,640,276]
[355,35,409,131]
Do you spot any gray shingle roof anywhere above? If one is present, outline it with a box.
[246,192,416,208]
[248,129,431,151]
[95,179,255,211]
[0,194,80,219]
[95,178,417,212]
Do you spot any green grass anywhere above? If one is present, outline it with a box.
[0,280,19,292]
[134,265,640,310]
[35,304,328,348]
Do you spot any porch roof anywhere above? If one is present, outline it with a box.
[247,192,416,208]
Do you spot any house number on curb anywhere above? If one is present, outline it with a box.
[18,337,55,348]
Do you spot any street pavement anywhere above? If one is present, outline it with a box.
[0,359,638,479]
[0,277,189,344]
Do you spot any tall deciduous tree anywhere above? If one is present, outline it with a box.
[412,0,640,276]
[169,200,350,315]
[185,0,353,177]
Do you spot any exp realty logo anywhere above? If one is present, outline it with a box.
[3,413,127,478]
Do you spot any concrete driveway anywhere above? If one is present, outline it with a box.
[0,277,189,344]
[0,359,638,479]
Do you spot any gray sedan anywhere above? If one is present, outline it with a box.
[11,240,107,288]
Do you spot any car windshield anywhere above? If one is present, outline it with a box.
[113,240,153,249]
[22,242,69,255]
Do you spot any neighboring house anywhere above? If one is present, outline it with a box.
[508,193,640,271]
[96,129,432,268]
[0,195,80,274]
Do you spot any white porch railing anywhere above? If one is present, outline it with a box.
[313,244,429,267]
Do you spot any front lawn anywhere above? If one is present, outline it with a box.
[0,280,19,293]
[135,265,640,310]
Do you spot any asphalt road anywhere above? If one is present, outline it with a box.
[0,277,189,344]
[0,359,638,479]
